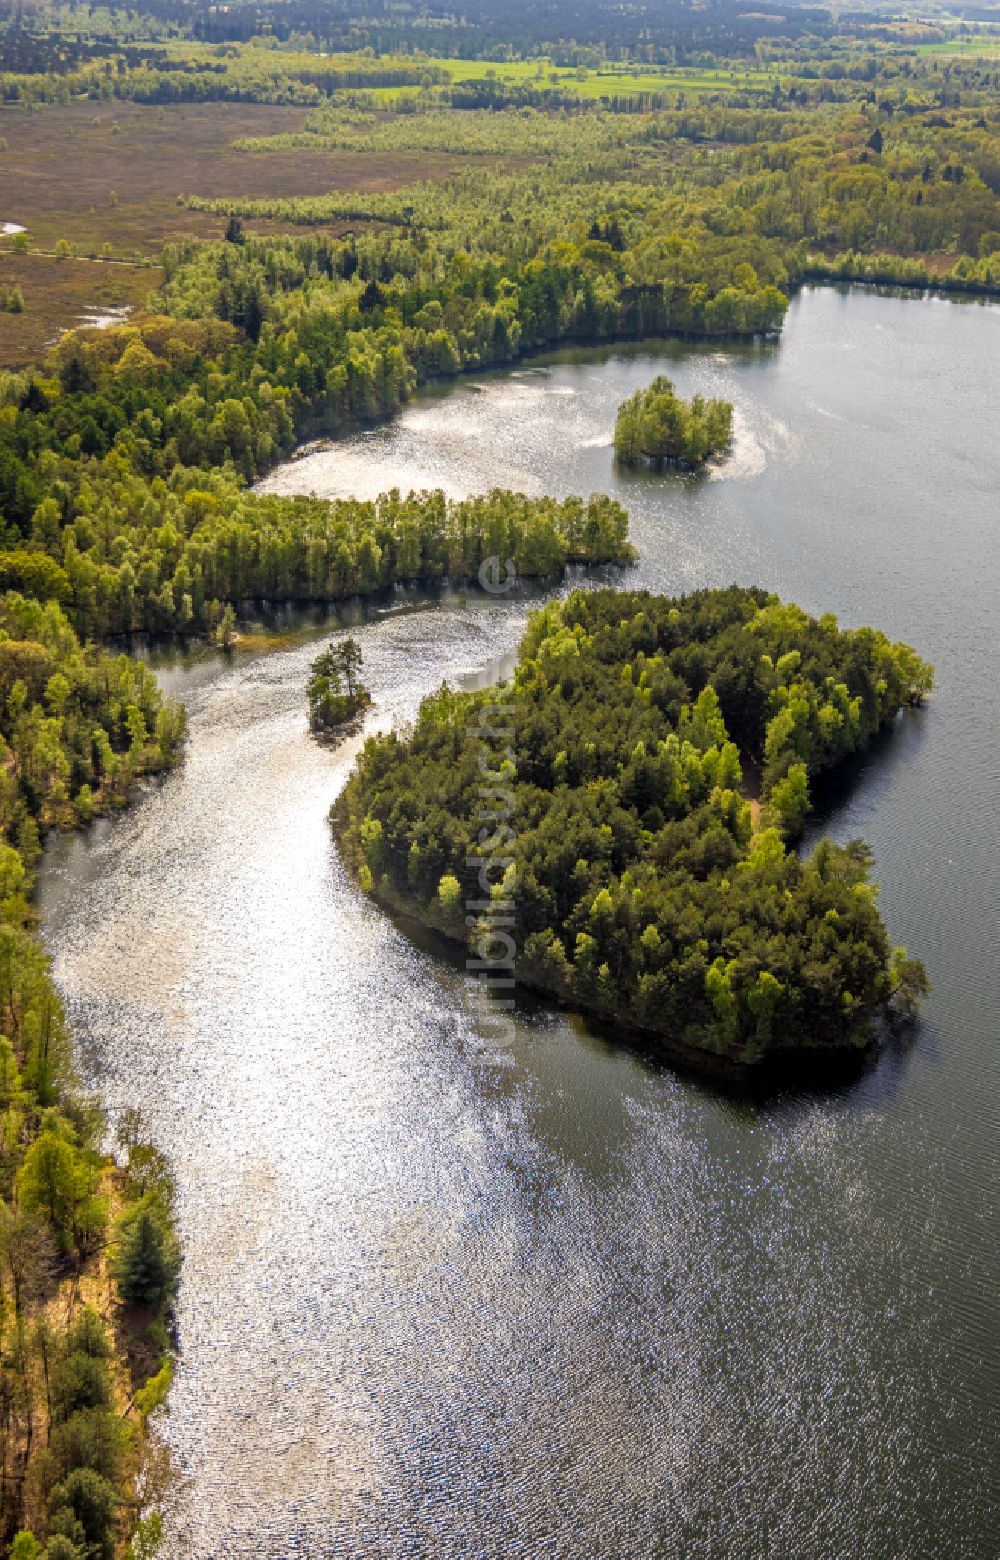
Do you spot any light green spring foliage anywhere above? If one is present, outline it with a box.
[1,61,996,651]
[614,376,734,465]
[0,13,971,1548]
[126,1512,164,1560]
[0,591,185,835]
[0,594,183,1546]
[337,586,932,1063]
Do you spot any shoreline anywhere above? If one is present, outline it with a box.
[330,825,879,1091]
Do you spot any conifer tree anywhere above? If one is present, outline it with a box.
[113,1207,178,1310]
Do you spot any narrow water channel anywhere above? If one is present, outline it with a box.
[39,286,999,1558]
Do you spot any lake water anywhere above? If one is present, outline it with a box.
[39,287,999,1558]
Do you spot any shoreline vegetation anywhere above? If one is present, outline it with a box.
[802,251,1000,294]
[334,587,932,1069]
[2,18,998,644]
[614,376,733,468]
[0,607,184,1556]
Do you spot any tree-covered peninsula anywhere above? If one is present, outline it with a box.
[615,377,733,467]
[335,587,932,1067]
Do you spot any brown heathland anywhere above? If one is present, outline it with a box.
[0,253,158,367]
[0,99,476,365]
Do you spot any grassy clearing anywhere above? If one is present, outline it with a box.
[140,41,774,92]
[366,54,773,99]
[451,57,772,93]
[915,36,1000,57]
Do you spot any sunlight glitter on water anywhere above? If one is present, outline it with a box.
[39,290,1000,1558]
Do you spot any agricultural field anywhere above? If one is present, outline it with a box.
[138,40,774,92]
[916,33,1000,57]
[412,55,772,94]
[361,53,774,102]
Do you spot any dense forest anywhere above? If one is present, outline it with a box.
[6,0,994,60]
[614,376,733,465]
[0,1,871,60]
[335,587,933,1065]
[0,46,995,634]
[0,594,183,1555]
[0,400,634,635]
[206,96,1000,286]
[0,591,184,831]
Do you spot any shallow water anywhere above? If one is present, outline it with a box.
[40,287,999,1558]
[75,304,132,331]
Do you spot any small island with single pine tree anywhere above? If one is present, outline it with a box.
[307,636,372,741]
[615,377,734,468]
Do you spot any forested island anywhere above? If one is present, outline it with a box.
[335,587,932,1067]
[0,12,997,648]
[615,377,733,467]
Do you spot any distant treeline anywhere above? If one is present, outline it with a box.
[0,0,843,56]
